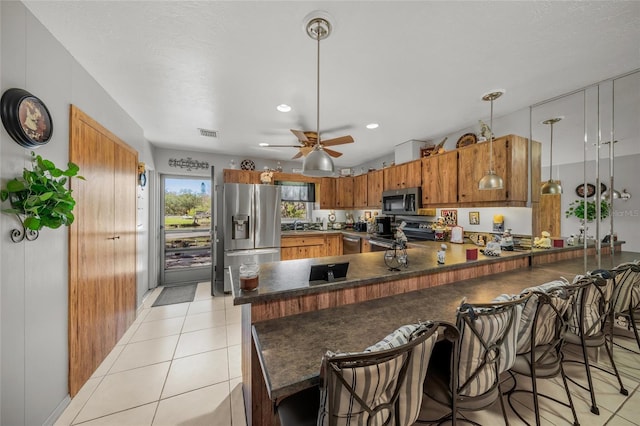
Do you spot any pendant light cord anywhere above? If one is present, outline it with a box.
[316,21,321,146]
[549,121,554,181]
[489,98,494,171]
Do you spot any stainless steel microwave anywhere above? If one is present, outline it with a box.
[382,187,421,215]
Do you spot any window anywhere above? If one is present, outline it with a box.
[276,181,315,223]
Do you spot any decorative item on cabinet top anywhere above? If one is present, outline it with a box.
[168,157,210,171]
[1,88,53,147]
[241,159,255,170]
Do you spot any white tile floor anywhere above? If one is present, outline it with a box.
[55,282,640,426]
[55,282,247,426]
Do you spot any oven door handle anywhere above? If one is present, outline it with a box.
[343,237,360,243]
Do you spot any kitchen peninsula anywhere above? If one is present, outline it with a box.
[231,240,622,425]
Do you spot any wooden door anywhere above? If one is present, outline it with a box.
[114,144,138,336]
[69,106,137,396]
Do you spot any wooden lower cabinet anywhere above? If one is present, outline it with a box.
[361,238,372,253]
[281,234,343,260]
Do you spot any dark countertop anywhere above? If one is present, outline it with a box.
[231,241,530,305]
[253,251,640,402]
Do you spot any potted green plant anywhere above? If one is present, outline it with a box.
[1,151,84,233]
[565,199,610,222]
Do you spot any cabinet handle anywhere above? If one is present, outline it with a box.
[108,236,120,240]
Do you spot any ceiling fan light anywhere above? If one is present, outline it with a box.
[302,145,334,177]
[541,179,563,194]
[478,171,504,190]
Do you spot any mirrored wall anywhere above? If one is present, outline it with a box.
[530,69,640,266]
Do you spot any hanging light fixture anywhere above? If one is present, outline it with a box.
[478,90,505,190]
[302,13,335,177]
[541,117,563,194]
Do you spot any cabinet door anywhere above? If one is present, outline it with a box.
[325,235,343,256]
[367,170,384,208]
[353,175,368,207]
[422,151,458,205]
[280,247,298,261]
[317,177,335,209]
[361,238,372,253]
[335,177,354,208]
[383,164,401,190]
[404,160,422,188]
[457,139,508,203]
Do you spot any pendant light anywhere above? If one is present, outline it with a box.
[541,117,563,195]
[478,90,505,190]
[302,14,335,177]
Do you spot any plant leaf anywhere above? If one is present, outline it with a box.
[6,179,26,192]
[24,217,41,231]
[39,192,54,201]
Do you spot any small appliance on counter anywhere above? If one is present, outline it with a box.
[353,221,367,232]
[374,216,393,238]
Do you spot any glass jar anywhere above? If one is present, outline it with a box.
[239,263,260,291]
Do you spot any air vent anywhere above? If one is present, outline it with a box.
[198,128,218,138]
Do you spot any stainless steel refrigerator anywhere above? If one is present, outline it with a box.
[223,183,281,291]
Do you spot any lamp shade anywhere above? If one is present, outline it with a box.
[478,170,504,190]
[541,179,563,195]
[302,145,334,177]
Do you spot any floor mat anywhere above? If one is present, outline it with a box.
[152,284,197,307]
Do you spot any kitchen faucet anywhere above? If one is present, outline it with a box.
[293,219,301,231]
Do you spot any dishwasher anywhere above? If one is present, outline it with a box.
[342,235,361,254]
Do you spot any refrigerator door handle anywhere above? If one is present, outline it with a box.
[225,248,280,256]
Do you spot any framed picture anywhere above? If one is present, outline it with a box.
[469,211,480,225]
[441,209,458,226]
[1,88,53,148]
[364,211,371,220]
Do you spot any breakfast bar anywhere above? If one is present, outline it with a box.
[232,242,625,425]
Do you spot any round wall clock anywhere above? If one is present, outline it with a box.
[240,159,255,170]
[1,88,53,148]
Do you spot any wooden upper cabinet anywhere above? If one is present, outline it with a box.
[421,150,458,206]
[317,177,335,209]
[335,177,354,209]
[457,135,534,206]
[223,169,260,184]
[353,174,368,208]
[367,169,384,208]
[383,159,422,190]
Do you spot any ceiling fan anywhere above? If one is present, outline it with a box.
[261,11,354,169]
[262,129,354,159]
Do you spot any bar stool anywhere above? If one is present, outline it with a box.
[277,321,444,426]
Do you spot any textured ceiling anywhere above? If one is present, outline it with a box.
[23,1,640,167]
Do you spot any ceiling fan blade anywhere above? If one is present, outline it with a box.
[300,147,314,156]
[323,148,343,158]
[290,129,309,143]
[322,135,354,146]
[262,144,302,148]
[291,151,303,160]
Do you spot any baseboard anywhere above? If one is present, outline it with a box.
[43,395,71,426]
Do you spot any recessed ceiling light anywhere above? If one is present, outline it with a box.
[276,104,292,112]
[259,142,269,147]
[366,123,379,129]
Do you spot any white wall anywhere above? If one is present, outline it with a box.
[1,2,153,424]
